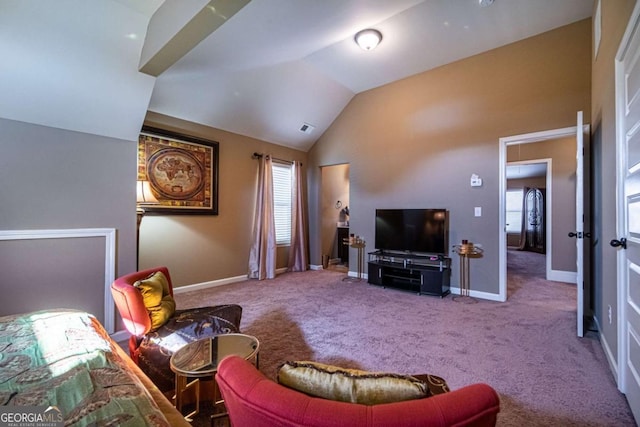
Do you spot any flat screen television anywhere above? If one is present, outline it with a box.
[375,209,449,255]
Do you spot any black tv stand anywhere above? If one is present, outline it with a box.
[367,251,451,297]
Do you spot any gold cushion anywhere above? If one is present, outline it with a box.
[134,271,176,331]
[277,361,430,405]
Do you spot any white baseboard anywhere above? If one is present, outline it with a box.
[173,268,294,295]
[111,270,287,337]
[347,271,368,280]
[450,286,503,302]
[173,274,248,294]
[359,277,501,302]
[548,270,577,284]
[110,271,501,340]
[594,315,620,388]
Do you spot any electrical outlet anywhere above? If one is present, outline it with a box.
[608,305,612,324]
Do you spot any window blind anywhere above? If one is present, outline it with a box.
[272,161,292,245]
[506,189,524,233]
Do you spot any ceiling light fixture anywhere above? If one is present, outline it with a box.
[354,29,382,51]
[479,0,494,7]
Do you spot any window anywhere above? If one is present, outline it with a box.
[506,189,524,233]
[272,161,292,245]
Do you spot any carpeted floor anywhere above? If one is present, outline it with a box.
[177,250,635,426]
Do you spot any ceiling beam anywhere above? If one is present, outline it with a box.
[139,0,250,77]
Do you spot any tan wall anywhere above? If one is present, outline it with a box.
[308,19,592,295]
[141,112,307,287]
[320,164,350,261]
[591,0,636,363]
[507,136,576,272]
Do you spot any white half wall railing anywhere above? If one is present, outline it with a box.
[0,228,117,334]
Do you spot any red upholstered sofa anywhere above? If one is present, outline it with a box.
[216,355,500,427]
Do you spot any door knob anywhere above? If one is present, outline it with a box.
[568,231,590,239]
[610,238,627,249]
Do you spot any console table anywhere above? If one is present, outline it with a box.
[367,251,450,297]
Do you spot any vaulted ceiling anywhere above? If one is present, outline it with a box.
[1,1,593,151]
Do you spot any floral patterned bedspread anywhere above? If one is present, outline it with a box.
[0,309,170,426]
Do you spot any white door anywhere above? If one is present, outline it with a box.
[575,111,585,338]
[614,4,640,423]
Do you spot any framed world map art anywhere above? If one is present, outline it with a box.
[138,127,219,215]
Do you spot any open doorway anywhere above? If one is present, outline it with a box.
[320,164,350,272]
[499,127,583,302]
[506,160,550,298]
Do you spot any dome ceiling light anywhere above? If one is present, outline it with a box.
[354,29,382,51]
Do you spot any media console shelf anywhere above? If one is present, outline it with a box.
[367,251,451,297]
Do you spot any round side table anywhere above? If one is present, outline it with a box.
[170,333,259,421]
[452,243,483,303]
[342,238,366,282]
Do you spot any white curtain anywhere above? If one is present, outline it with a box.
[518,186,530,250]
[248,155,277,280]
[288,161,309,271]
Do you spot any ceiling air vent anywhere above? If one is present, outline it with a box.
[299,123,315,134]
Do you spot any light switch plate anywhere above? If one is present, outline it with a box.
[474,207,482,217]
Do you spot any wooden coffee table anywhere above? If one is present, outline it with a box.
[170,333,259,421]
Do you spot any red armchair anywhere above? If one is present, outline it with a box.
[111,266,171,355]
[216,356,500,427]
[111,266,242,391]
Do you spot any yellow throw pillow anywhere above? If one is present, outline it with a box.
[277,361,429,405]
[134,271,176,331]
[148,294,176,331]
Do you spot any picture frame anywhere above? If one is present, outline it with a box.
[138,126,219,215]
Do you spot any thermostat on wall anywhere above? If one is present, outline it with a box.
[470,174,483,187]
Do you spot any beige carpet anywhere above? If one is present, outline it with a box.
[177,251,635,426]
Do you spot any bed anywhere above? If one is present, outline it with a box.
[0,309,189,427]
